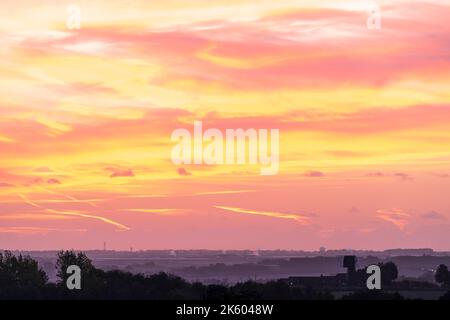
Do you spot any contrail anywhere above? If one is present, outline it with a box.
[46,209,130,231]
[34,186,99,207]
[18,193,42,208]
[215,206,310,224]
[18,193,129,231]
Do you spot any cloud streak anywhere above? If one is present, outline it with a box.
[376,208,411,230]
[215,206,310,224]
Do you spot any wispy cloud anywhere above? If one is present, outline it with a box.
[393,173,414,182]
[0,135,15,143]
[45,209,130,231]
[367,172,414,181]
[33,186,100,208]
[215,206,310,224]
[303,171,325,178]
[376,208,411,230]
[106,168,135,178]
[18,193,129,231]
[0,214,73,220]
[0,182,14,187]
[421,211,447,220]
[122,208,180,215]
[0,227,86,235]
[47,178,61,185]
[196,190,256,195]
[177,168,192,176]
[18,193,42,208]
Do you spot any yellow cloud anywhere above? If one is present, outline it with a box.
[0,135,15,143]
[197,44,288,69]
[35,115,72,134]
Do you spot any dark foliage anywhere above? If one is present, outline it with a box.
[435,264,450,287]
[0,251,50,299]
[342,290,404,300]
[0,251,439,301]
[439,290,450,300]
[0,250,336,300]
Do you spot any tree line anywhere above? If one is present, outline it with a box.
[1,250,450,300]
[0,250,332,300]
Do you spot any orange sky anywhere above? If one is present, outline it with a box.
[1,0,450,250]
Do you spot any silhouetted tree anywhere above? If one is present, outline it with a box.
[55,250,105,298]
[56,250,95,282]
[0,251,48,299]
[379,261,398,285]
[435,264,450,287]
[205,284,230,300]
[231,281,265,300]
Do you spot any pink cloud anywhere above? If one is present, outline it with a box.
[108,169,135,178]
[201,104,450,135]
[47,178,61,184]
[367,172,385,177]
[177,168,192,176]
[303,171,325,177]
[29,177,44,185]
[16,3,450,91]
[393,173,414,182]
[367,172,413,182]
[421,211,446,220]
[0,182,14,188]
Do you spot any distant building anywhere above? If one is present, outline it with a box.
[343,255,358,286]
[287,255,360,289]
[343,255,356,273]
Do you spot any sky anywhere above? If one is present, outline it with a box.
[1,0,450,250]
